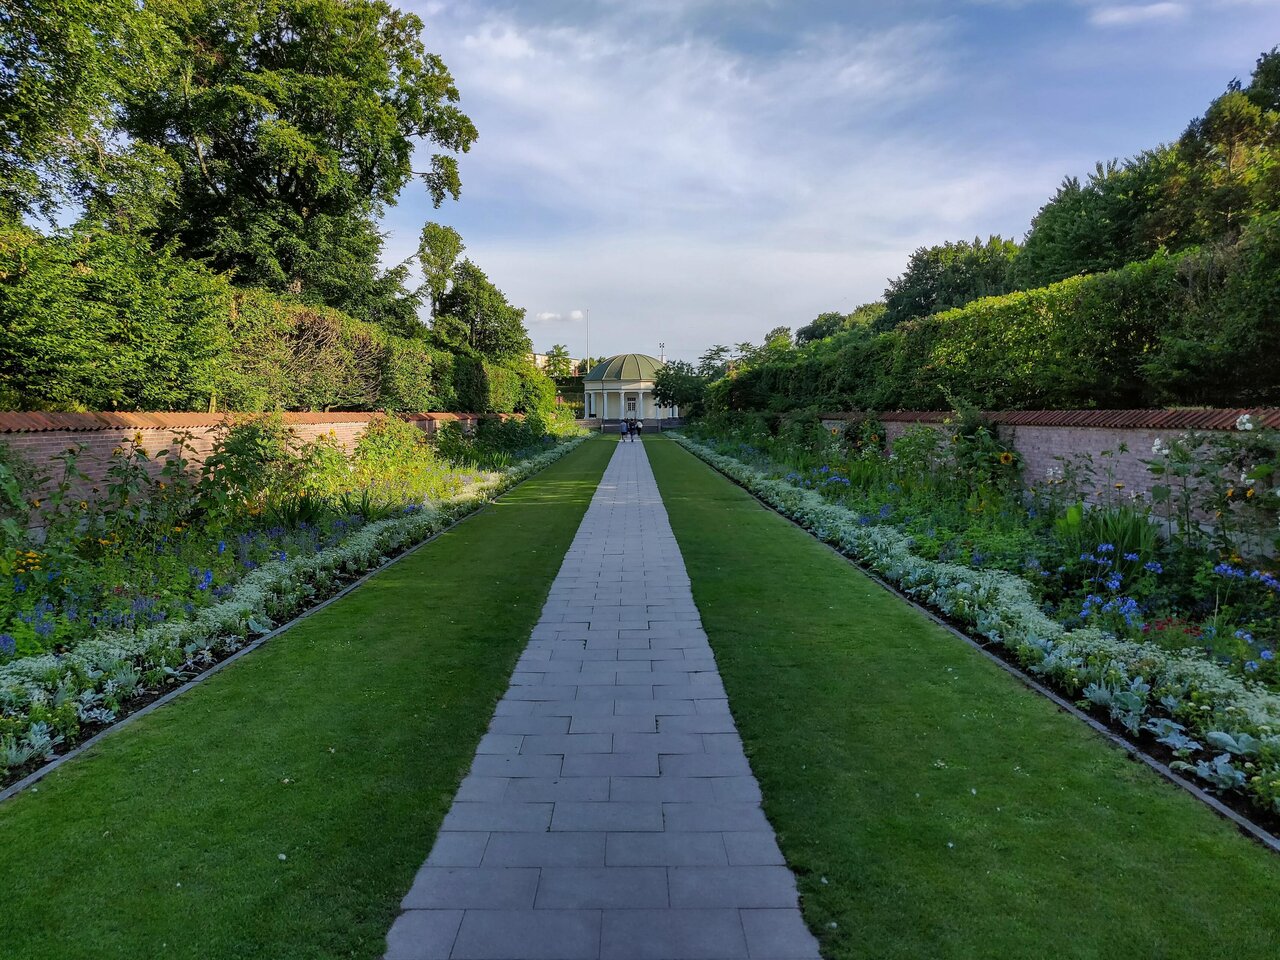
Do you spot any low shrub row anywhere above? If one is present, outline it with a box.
[717,213,1280,411]
[0,421,588,783]
[0,226,553,415]
[672,431,1280,820]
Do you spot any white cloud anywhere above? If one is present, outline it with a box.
[1088,3,1187,26]
[384,1,1266,358]
[533,309,585,323]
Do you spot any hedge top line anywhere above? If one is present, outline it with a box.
[818,408,1280,431]
[0,411,519,434]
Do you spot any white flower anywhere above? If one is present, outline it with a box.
[1151,438,1167,456]
[1236,414,1255,432]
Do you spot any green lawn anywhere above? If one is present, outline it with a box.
[644,435,1280,960]
[0,435,614,960]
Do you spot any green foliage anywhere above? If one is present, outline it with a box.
[653,360,708,415]
[123,0,476,320]
[0,225,231,410]
[794,303,886,345]
[543,344,573,379]
[418,221,466,317]
[722,215,1280,412]
[433,260,533,360]
[1017,50,1280,287]
[880,235,1021,330]
[0,0,171,222]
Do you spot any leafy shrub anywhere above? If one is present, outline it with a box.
[0,226,230,411]
[722,216,1280,412]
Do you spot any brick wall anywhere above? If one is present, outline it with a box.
[820,409,1280,504]
[0,411,499,503]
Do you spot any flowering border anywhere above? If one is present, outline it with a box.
[670,433,1280,821]
[0,435,590,784]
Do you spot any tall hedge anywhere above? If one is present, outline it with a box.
[0,227,231,410]
[0,225,557,415]
[723,214,1280,412]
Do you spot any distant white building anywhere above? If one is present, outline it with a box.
[582,354,679,423]
[530,352,585,375]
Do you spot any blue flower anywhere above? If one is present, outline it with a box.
[217,540,227,555]
[1097,543,1115,553]
[275,550,287,563]
[1104,572,1123,591]
[878,504,892,519]
[0,634,14,655]
[1234,629,1254,645]
[1250,569,1280,592]
[1245,660,1260,673]
[1262,649,1275,662]
[1143,561,1163,574]
[197,569,214,591]
[1123,552,1139,562]
[1214,563,1246,580]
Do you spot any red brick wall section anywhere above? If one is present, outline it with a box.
[820,409,1280,505]
[0,412,500,503]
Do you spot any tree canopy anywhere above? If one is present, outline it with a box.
[433,260,532,361]
[880,235,1020,330]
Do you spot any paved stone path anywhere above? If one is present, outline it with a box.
[385,438,819,960]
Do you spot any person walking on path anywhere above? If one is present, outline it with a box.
[619,419,629,441]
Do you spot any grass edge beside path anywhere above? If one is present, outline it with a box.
[644,435,1280,960]
[0,435,615,960]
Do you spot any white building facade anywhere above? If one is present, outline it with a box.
[582,354,679,423]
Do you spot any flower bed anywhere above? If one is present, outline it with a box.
[671,432,1280,820]
[0,428,588,783]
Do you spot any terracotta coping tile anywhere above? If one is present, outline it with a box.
[819,409,1280,431]
[0,411,509,434]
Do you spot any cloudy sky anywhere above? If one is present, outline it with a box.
[385,0,1279,362]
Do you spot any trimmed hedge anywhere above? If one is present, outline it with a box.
[0,225,554,416]
[721,214,1280,412]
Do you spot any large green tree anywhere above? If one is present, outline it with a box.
[0,0,171,223]
[653,360,707,415]
[123,0,477,321]
[543,344,573,379]
[433,259,532,360]
[418,220,465,317]
[880,235,1020,329]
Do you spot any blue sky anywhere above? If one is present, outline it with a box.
[387,0,1280,362]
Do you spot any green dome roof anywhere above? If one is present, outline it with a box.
[583,354,664,382]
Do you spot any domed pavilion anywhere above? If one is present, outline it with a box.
[582,353,679,424]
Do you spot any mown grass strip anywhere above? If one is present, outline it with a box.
[0,435,615,960]
[644,435,1280,960]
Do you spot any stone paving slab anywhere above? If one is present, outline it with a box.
[385,439,819,960]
